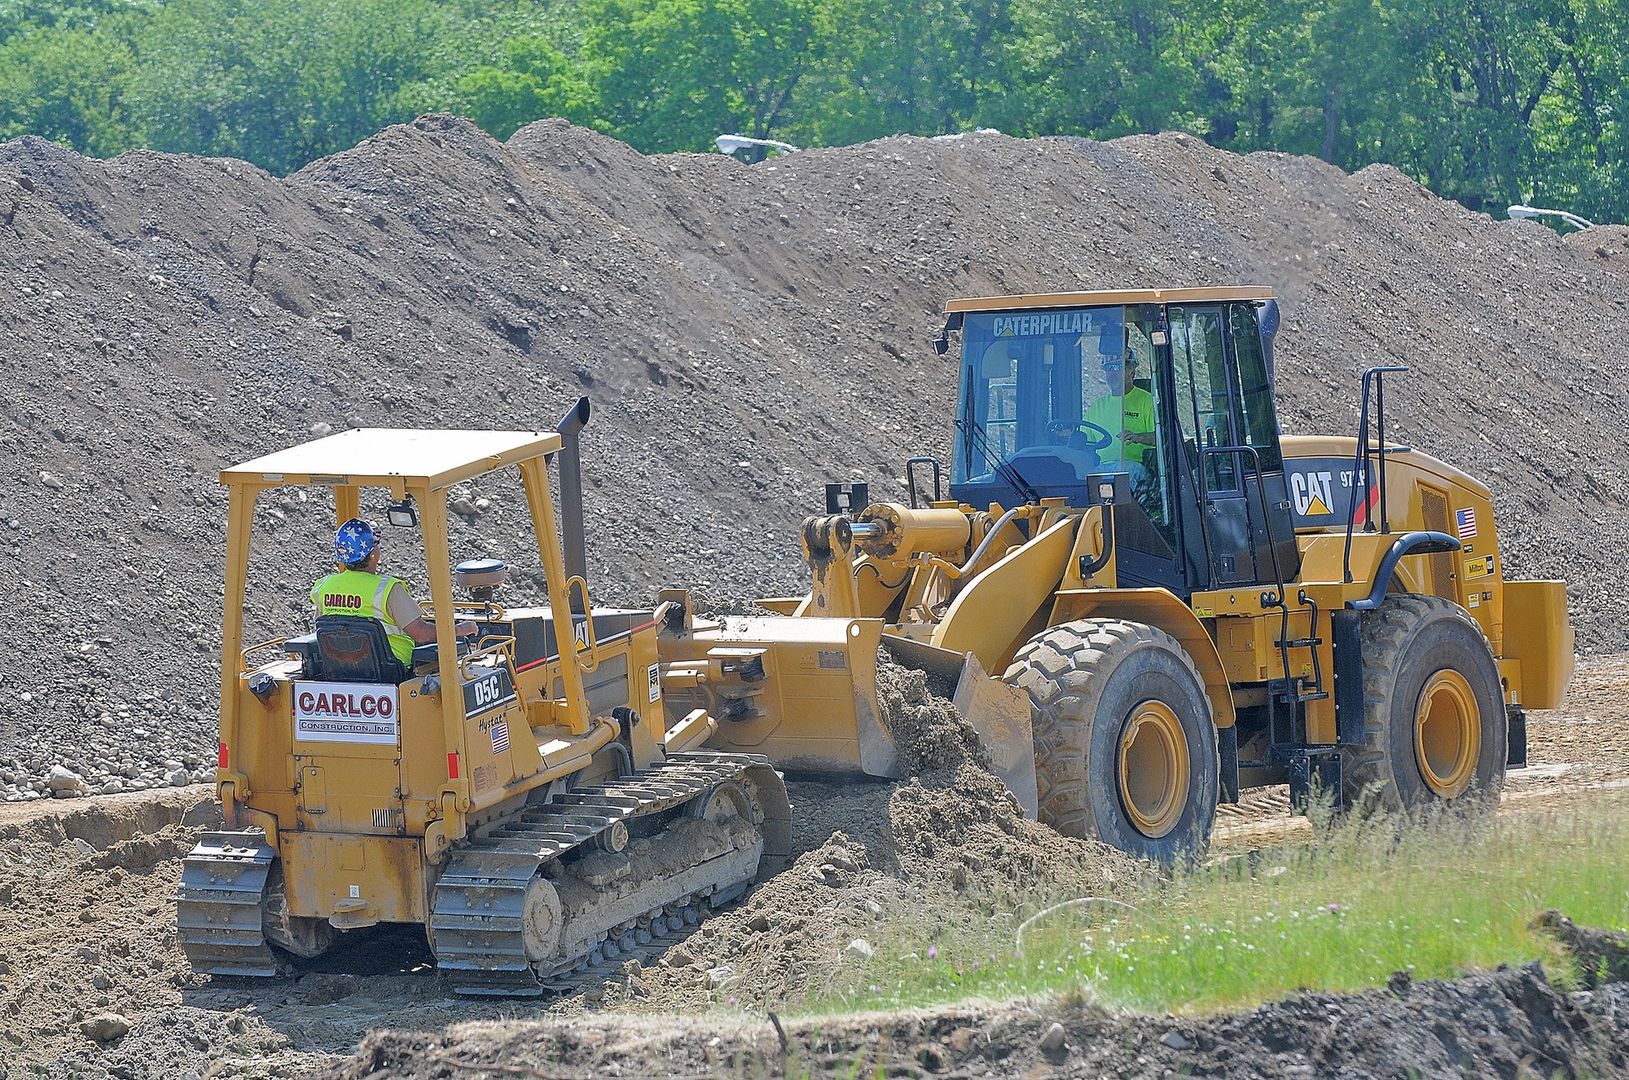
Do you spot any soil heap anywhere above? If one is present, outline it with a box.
[618,655,1140,1011]
[1,115,1623,797]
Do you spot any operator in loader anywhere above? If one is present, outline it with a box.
[1077,332,1155,468]
[311,518,474,671]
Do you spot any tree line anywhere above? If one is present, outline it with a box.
[2,0,1624,223]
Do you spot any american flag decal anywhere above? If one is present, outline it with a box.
[490,720,510,754]
[1455,507,1478,539]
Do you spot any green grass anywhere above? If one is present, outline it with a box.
[798,792,1629,1017]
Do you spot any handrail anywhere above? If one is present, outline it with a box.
[1200,442,1310,697]
[564,576,601,674]
[1198,444,1287,604]
[239,636,289,670]
[1342,365,1410,583]
[905,456,944,508]
[457,636,516,681]
[418,598,509,623]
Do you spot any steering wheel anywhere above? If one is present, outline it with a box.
[1046,418,1114,451]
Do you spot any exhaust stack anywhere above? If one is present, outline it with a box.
[556,397,592,609]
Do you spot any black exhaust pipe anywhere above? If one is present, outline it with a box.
[556,397,591,610]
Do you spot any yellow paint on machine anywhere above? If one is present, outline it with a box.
[279,832,427,928]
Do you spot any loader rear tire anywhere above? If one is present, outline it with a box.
[1341,594,1506,812]
[1004,619,1217,865]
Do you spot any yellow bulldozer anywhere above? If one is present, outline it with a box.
[179,404,805,994]
[658,286,1574,862]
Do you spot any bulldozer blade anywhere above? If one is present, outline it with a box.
[880,635,1038,818]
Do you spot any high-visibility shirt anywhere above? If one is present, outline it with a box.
[310,569,417,667]
[1082,385,1156,465]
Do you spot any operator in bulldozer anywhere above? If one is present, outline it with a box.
[1078,329,1156,467]
[310,517,473,682]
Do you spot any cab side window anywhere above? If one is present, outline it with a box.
[1169,306,1238,492]
[1229,304,1282,471]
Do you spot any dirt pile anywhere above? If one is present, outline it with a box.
[620,655,1139,1011]
[1568,224,1629,281]
[2,115,1624,798]
[330,963,1629,1079]
[0,789,555,1079]
[0,790,337,1079]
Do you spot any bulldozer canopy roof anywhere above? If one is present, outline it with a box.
[220,428,563,489]
[946,286,1274,312]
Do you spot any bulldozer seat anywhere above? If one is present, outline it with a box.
[312,614,412,684]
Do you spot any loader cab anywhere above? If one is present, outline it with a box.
[947,287,1300,598]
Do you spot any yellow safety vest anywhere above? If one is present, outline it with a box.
[1083,385,1156,465]
[310,569,415,667]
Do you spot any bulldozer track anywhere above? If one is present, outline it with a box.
[176,832,283,977]
[178,751,789,995]
[431,751,786,996]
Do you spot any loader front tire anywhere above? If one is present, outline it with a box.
[1004,620,1218,865]
[1342,594,1506,812]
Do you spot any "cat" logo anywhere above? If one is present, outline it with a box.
[1290,470,1335,517]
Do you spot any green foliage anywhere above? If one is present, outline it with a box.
[119,0,450,174]
[0,16,137,155]
[577,0,822,150]
[1,0,1626,223]
[453,35,584,140]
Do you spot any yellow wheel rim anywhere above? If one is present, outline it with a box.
[1413,669,1481,798]
[1117,700,1190,838]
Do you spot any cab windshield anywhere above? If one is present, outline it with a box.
[952,305,1159,488]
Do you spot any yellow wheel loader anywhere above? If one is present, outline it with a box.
[179,402,790,995]
[660,287,1574,863]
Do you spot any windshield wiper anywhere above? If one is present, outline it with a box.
[955,414,1041,505]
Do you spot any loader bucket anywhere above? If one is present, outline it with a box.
[880,635,1039,818]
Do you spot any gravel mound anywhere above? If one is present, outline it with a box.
[2,116,1622,798]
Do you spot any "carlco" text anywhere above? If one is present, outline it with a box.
[295,688,395,717]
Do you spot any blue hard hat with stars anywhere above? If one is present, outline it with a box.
[335,518,378,563]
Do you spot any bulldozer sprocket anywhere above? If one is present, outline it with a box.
[429,751,789,996]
